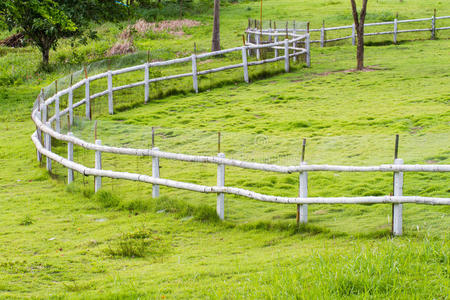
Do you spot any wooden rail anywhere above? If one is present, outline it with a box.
[31,29,448,236]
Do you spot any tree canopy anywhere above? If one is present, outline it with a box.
[0,0,125,66]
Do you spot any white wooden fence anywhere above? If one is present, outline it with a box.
[247,14,450,47]
[31,30,449,236]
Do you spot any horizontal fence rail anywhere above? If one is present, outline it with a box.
[31,26,449,236]
[248,14,450,47]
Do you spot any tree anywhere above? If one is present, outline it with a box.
[350,0,368,70]
[211,0,220,51]
[0,0,125,66]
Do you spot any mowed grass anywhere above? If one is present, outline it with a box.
[0,0,450,298]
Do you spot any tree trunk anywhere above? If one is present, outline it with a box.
[42,46,50,65]
[356,25,364,70]
[350,0,368,70]
[212,0,220,51]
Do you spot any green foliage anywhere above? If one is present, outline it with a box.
[19,215,34,226]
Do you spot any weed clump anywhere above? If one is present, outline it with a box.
[106,227,164,258]
[95,190,120,208]
[19,215,34,226]
[154,196,220,223]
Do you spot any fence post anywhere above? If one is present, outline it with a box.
[45,127,51,172]
[393,158,404,236]
[256,33,261,60]
[431,10,436,40]
[352,23,356,46]
[299,162,308,223]
[241,46,250,83]
[320,20,326,47]
[85,78,91,120]
[94,139,102,192]
[306,33,311,67]
[68,132,74,184]
[108,71,114,114]
[293,21,297,62]
[394,18,398,44]
[55,94,60,133]
[152,147,160,198]
[68,87,73,126]
[36,104,42,163]
[191,54,198,93]
[284,39,290,72]
[144,63,150,103]
[217,153,225,220]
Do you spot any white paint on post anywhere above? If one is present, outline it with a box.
[68,132,74,184]
[293,22,297,62]
[95,139,102,192]
[352,23,356,46]
[152,147,160,198]
[274,35,278,57]
[394,18,398,44]
[45,131,51,172]
[241,46,249,83]
[299,162,308,223]
[191,54,198,93]
[393,158,404,236]
[320,23,325,47]
[284,39,290,72]
[85,79,91,120]
[306,34,311,67]
[108,71,113,114]
[247,33,251,56]
[144,63,149,103]
[55,95,60,133]
[36,110,42,162]
[256,33,261,60]
[68,88,73,126]
[217,153,225,220]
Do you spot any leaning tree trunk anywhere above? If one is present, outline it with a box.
[350,0,368,70]
[211,0,220,51]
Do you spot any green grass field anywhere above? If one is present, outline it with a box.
[0,0,449,298]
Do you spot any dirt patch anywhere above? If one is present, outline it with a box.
[129,19,201,36]
[291,66,384,82]
[0,33,27,48]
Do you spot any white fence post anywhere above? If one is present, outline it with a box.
[85,79,91,120]
[217,153,225,220]
[152,147,160,198]
[68,132,74,184]
[293,21,297,62]
[108,71,113,114]
[274,35,279,57]
[394,18,398,44]
[55,94,60,133]
[68,87,73,126]
[247,32,251,56]
[36,105,42,163]
[284,39,290,72]
[306,34,311,67]
[256,33,261,60]
[144,63,150,103]
[242,46,249,83]
[95,139,102,192]
[299,162,308,223]
[191,54,198,93]
[45,129,51,172]
[352,23,356,46]
[320,21,325,47]
[393,158,404,236]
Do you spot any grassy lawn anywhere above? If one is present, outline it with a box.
[0,0,449,298]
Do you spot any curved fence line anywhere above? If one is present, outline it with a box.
[31,29,449,236]
[247,14,450,47]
